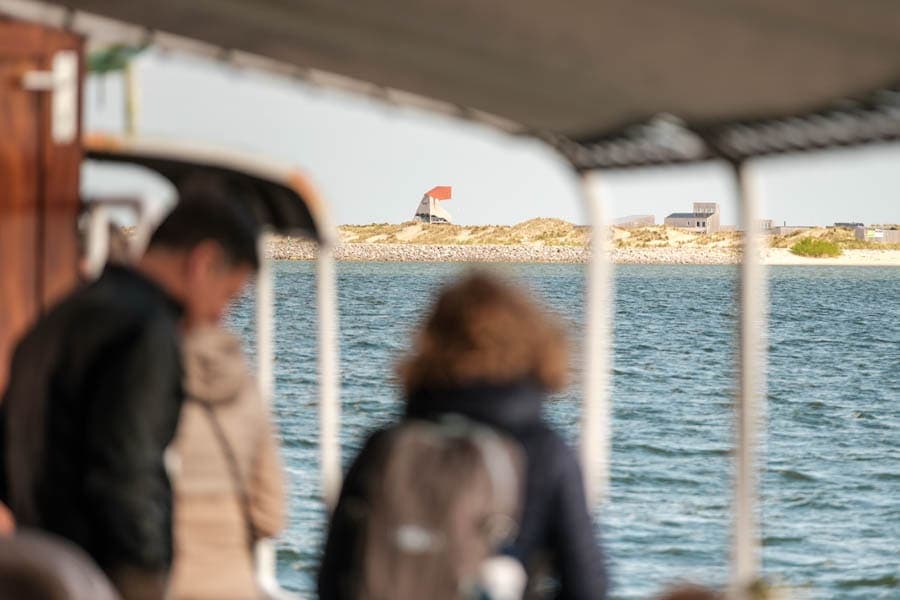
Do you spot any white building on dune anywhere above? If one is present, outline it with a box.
[664,202,721,233]
[413,186,453,224]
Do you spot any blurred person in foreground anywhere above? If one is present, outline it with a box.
[0,187,259,600]
[656,584,722,600]
[319,272,608,599]
[167,324,285,600]
[0,502,13,537]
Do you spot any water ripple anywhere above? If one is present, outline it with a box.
[224,262,900,599]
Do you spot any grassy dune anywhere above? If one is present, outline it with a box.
[770,226,900,250]
[339,220,900,250]
[339,218,589,246]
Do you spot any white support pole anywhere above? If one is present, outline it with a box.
[256,231,275,405]
[317,243,341,511]
[580,172,614,507]
[84,204,110,279]
[124,60,140,136]
[731,163,767,598]
[253,231,295,598]
[255,540,286,599]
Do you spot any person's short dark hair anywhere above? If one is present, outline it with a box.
[148,184,260,270]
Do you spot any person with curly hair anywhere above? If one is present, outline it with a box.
[319,272,609,600]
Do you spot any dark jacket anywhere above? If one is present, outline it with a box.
[318,382,608,600]
[0,265,184,575]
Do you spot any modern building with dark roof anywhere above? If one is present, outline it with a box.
[664,202,720,233]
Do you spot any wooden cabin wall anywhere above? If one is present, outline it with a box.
[0,20,82,393]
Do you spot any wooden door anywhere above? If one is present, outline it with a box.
[0,19,82,393]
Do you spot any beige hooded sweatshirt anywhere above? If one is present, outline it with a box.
[168,326,286,600]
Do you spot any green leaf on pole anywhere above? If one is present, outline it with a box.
[87,44,148,74]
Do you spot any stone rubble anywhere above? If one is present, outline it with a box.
[267,238,741,264]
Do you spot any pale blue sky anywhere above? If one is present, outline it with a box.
[83,51,900,228]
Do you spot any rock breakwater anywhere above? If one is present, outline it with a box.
[267,238,741,264]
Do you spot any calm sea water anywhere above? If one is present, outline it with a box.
[227,262,899,599]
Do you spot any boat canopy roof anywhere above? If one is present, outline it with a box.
[24,0,899,168]
[85,133,331,242]
[3,1,898,168]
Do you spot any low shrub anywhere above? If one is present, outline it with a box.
[790,238,841,257]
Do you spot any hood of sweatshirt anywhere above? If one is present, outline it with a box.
[182,326,247,405]
[405,380,545,435]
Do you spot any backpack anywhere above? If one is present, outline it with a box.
[358,416,525,600]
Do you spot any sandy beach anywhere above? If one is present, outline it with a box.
[762,248,900,267]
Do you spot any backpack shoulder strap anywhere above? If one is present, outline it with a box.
[197,402,258,550]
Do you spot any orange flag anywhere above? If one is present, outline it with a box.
[427,186,452,200]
